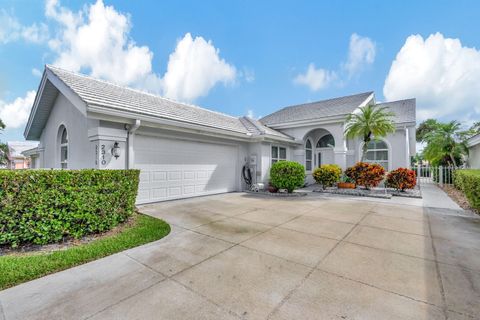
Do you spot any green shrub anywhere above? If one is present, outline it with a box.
[385,168,416,191]
[269,161,305,193]
[0,169,140,247]
[313,164,342,189]
[345,162,385,190]
[454,169,480,210]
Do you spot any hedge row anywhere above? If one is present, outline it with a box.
[454,169,480,210]
[0,169,140,247]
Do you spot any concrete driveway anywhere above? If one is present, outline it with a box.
[1,193,479,319]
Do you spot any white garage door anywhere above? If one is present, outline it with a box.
[134,134,238,204]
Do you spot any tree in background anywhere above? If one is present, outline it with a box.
[422,120,467,167]
[0,119,7,166]
[418,119,480,167]
[416,119,439,142]
[344,104,395,161]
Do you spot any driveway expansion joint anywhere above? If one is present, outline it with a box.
[266,205,374,319]
[426,209,449,320]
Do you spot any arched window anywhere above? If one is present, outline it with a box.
[316,134,335,148]
[305,138,313,171]
[365,140,388,170]
[59,126,68,169]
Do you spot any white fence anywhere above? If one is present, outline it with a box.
[410,165,456,185]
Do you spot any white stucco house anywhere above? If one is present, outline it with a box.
[467,133,480,169]
[24,66,416,203]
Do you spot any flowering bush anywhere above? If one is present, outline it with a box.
[345,162,385,189]
[386,168,416,191]
[313,164,342,189]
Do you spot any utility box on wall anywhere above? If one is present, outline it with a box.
[88,128,127,169]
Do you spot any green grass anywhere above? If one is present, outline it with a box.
[0,214,170,290]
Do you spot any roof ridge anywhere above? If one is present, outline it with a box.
[280,91,374,111]
[375,98,416,105]
[45,65,240,121]
[242,116,266,134]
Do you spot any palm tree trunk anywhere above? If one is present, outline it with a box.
[361,132,372,162]
[361,143,368,161]
[449,153,457,167]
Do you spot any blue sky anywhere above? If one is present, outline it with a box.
[1,0,480,142]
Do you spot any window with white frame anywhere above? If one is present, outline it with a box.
[364,140,388,170]
[305,139,313,171]
[316,134,335,148]
[271,146,287,164]
[60,127,68,169]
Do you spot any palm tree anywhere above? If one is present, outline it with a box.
[423,120,466,167]
[344,104,395,161]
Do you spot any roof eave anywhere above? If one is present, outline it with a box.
[24,70,49,140]
[24,67,89,140]
[87,105,253,141]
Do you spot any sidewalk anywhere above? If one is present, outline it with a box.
[420,183,462,210]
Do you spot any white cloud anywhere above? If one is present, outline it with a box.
[294,33,375,91]
[1,0,241,130]
[44,0,237,102]
[294,63,336,91]
[32,68,42,77]
[383,32,480,122]
[0,10,49,44]
[0,91,36,128]
[162,33,236,101]
[343,33,376,77]
[46,0,156,87]
[242,67,255,83]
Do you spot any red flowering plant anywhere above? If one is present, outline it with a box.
[345,162,385,190]
[386,168,416,191]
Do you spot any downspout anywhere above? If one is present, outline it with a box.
[405,125,410,167]
[126,120,141,169]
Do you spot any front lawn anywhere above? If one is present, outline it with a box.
[0,214,170,290]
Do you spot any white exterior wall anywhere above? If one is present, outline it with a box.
[274,122,415,178]
[39,93,97,169]
[350,125,416,170]
[468,144,480,169]
[247,141,293,185]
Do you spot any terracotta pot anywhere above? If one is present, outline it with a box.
[337,182,356,189]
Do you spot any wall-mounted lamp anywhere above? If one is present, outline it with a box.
[111,141,121,159]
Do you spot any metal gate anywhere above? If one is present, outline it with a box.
[410,165,456,185]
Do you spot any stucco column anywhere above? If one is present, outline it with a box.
[333,129,347,170]
[88,127,128,169]
[334,148,347,170]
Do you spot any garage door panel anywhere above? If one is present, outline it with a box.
[134,135,238,204]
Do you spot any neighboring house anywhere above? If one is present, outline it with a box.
[467,133,480,168]
[24,66,416,203]
[6,141,39,169]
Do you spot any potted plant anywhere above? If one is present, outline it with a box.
[337,174,356,189]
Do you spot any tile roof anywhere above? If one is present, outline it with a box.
[239,117,293,139]
[47,66,251,135]
[376,99,416,124]
[260,92,374,125]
